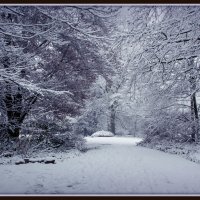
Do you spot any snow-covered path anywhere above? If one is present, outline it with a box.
[1,136,200,194]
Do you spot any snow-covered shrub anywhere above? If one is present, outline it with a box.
[74,114,98,136]
[0,113,85,155]
[91,131,114,137]
[75,136,87,151]
[141,109,192,145]
[48,132,86,151]
[24,115,71,136]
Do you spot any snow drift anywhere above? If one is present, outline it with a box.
[91,131,114,137]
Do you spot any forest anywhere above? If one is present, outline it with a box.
[1,5,200,195]
[0,5,199,153]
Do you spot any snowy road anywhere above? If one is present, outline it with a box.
[1,136,200,194]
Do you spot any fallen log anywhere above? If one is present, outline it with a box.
[15,160,25,165]
[15,158,56,165]
[44,160,55,164]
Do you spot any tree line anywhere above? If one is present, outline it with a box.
[0,5,199,154]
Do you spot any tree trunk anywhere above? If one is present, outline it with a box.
[190,92,199,142]
[4,85,23,138]
[108,104,116,135]
[189,59,199,142]
[2,12,22,138]
[3,81,38,138]
[134,117,137,137]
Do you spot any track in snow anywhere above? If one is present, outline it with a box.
[1,136,200,194]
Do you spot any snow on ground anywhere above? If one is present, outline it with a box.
[91,130,114,137]
[1,136,200,194]
[87,136,142,145]
[139,140,200,164]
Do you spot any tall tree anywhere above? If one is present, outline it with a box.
[0,6,120,141]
